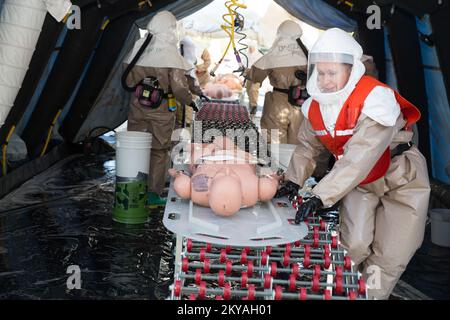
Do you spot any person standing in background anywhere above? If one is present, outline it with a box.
[123,11,197,207]
[245,41,263,115]
[196,49,212,88]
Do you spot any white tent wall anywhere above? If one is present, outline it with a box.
[179,0,322,51]
[0,0,71,126]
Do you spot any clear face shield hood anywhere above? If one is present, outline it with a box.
[307,52,354,94]
[306,52,366,106]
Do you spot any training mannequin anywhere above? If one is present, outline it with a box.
[168,137,279,217]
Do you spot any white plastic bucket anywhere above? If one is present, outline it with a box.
[114,131,152,224]
[430,209,450,247]
[116,131,152,178]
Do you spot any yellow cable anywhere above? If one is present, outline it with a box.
[2,126,16,176]
[212,0,247,75]
[62,10,71,24]
[101,19,110,31]
[1,145,6,176]
[40,110,62,158]
[344,1,354,8]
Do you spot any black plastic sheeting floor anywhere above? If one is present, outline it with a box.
[0,152,449,300]
[0,153,175,300]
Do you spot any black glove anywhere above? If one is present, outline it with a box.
[295,196,323,224]
[200,93,210,102]
[275,181,299,200]
[189,101,199,112]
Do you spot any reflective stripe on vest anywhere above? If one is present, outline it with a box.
[314,130,328,136]
[335,129,354,136]
[308,76,421,185]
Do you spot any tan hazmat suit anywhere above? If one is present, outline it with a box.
[286,28,430,299]
[123,11,193,194]
[196,49,212,88]
[248,20,308,145]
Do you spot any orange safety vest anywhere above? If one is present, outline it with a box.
[308,76,421,185]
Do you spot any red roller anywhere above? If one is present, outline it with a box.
[218,270,225,287]
[344,256,352,270]
[226,245,232,254]
[295,240,301,247]
[226,260,232,275]
[204,258,211,274]
[289,274,297,292]
[240,249,248,264]
[199,281,207,299]
[299,287,307,300]
[215,295,223,300]
[244,247,251,254]
[331,236,338,249]
[264,273,272,289]
[189,294,197,300]
[313,234,319,248]
[358,278,366,296]
[266,246,272,255]
[313,226,319,237]
[324,289,331,300]
[323,245,330,257]
[275,286,283,300]
[248,284,256,300]
[335,277,343,295]
[304,244,311,258]
[271,262,277,277]
[182,257,189,272]
[314,265,321,278]
[312,275,320,292]
[186,239,193,252]
[195,269,202,285]
[335,266,343,279]
[206,243,212,253]
[220,249,227,263]
[200,248,206,262]
[241,271,248,288]
[285,243,292,256]
[283,253,290,267]
[320,220,326,231]
[324,255,331,269]
[247,260,254,276]
[174,280,182,297]
[292,263,300,278]
[348,291,357,300]
[303,255,310,268]
[261,251,268,265]
[224,283,231,300]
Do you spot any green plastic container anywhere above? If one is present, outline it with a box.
[113,174,149,224]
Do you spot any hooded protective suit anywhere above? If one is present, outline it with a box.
[177,36,203,128]
[286,28,430,299]
[124,11,193,195]
[196,49,212,88]
[244,41,263,112]
[248,20,308,144]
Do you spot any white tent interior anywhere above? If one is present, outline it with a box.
[177,0,322,76]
